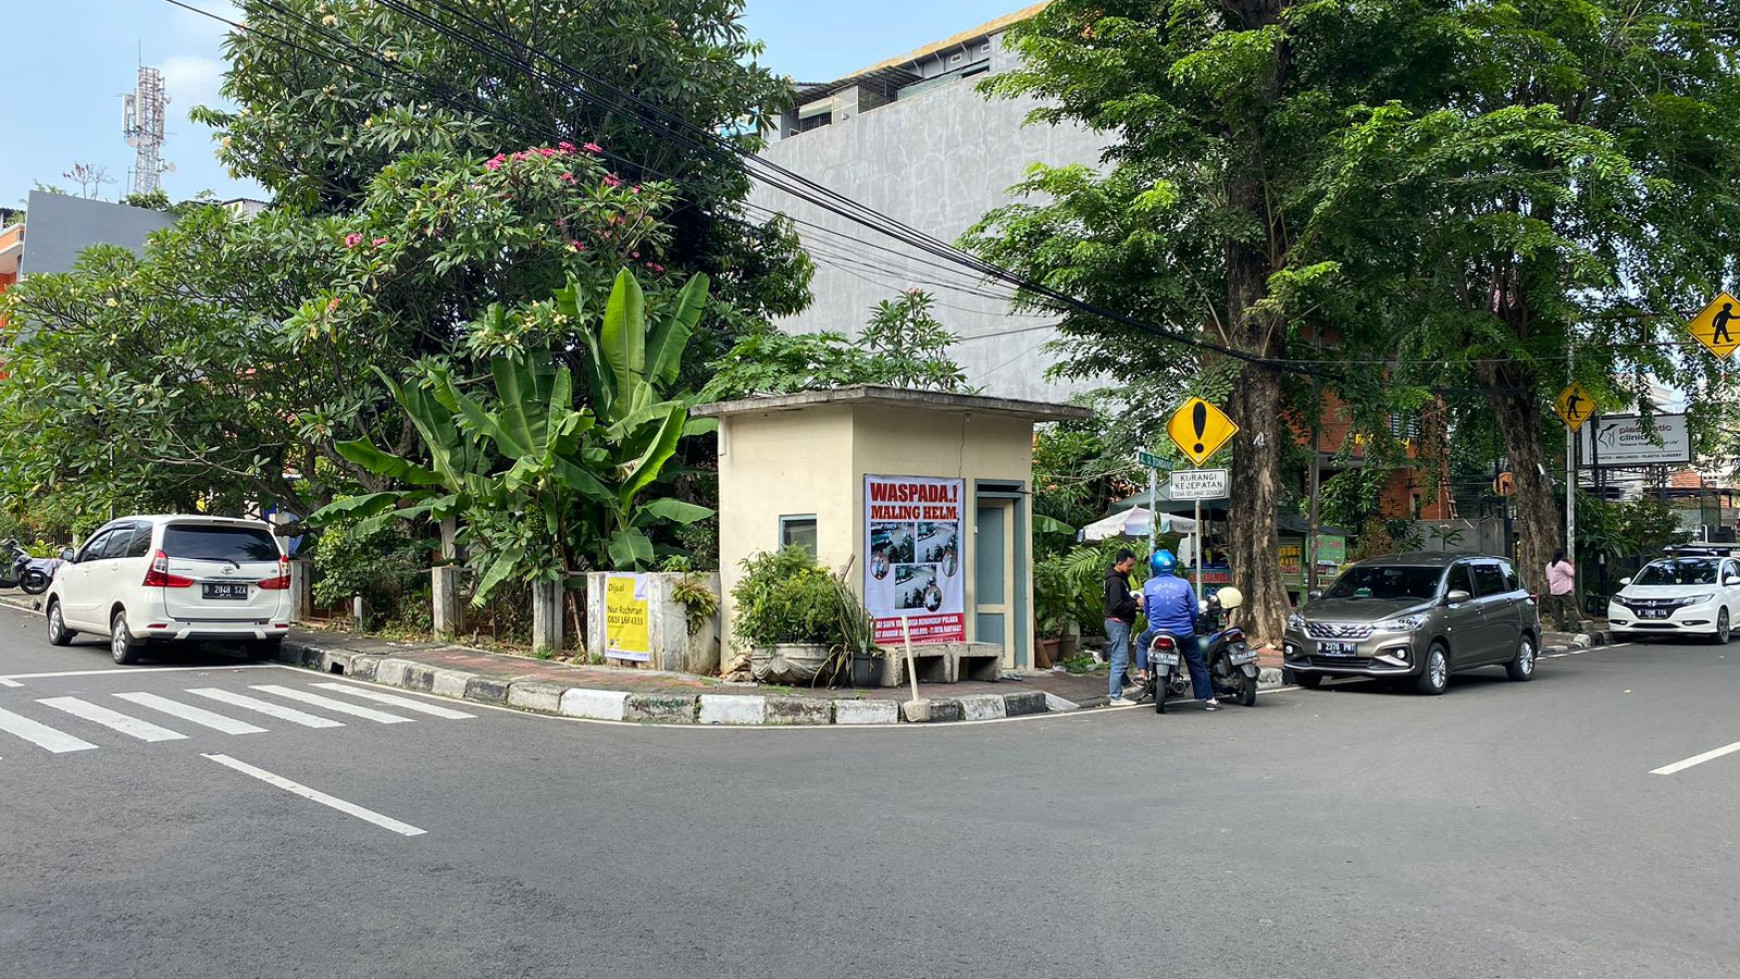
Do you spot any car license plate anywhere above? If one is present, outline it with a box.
[202,583,249,600]
[1318,641,1359,656]
[1642,609,1668,619]
[1153,651,1179,667]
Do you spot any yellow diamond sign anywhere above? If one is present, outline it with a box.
[1554,382,1597,432]
[1686,291,1740,361]
[1166,397,1239,467]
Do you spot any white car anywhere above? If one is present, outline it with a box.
[1607,551,1740,644]
[45,515,292,664]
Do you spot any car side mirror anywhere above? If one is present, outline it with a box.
[1446,589,1472,605]
[1619,577,1632,586]
[1307,589,1322,601]
[1726,576,1740,587]
[59,547,77,563]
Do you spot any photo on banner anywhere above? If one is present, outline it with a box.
[864,476,966,645]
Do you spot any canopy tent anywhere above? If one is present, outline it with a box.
[1078,507,1198,542]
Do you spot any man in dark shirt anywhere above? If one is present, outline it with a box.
[1103,548,1140,705]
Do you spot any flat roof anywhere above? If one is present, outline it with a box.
[796,2,1049,98]
[692,385,1092,423]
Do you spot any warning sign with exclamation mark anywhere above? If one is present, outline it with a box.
[1167,398,1239,467]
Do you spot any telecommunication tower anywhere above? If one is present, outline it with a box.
[122,65,171,196]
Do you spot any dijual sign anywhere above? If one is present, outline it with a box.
[864,476,967,646]
[604,573,651,662]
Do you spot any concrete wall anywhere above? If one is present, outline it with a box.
[19,191,178,277]
[751,33,1106,403]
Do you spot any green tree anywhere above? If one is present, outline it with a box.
[964,0,1458,641]
[195,0,811,340]
[1316,0,1740,593]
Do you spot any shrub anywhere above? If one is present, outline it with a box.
[731,548,844,649]
[312,517,432,625]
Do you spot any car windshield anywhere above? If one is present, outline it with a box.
[162,525,281,563]
[1323,565,1443,601]
[1634,559,1719,587]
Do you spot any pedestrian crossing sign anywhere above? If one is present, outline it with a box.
[1554,382,1597,432]
[1686,291,1740,361]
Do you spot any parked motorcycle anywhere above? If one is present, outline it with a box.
[1144,586,1260,713]
[2,539,61,595]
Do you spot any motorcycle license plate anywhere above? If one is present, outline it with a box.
[1318,641,1359,656]
[1228,644,1257,665]
[1153,651,1179,667]
[202,583,250,600]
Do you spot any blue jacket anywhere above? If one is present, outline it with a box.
[1142,574,1199,636]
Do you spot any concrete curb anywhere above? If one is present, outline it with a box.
[276,638,1297,727]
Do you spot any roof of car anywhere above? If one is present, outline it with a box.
[108,514,270,526]
[1349,551,1509,568]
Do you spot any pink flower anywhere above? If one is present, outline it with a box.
[645,262,665,273]
[608,213,623,225]
[568,240,587,252]
[582,142,602,154]
[372,237,388,247]
[343,232,363,248]
[630,185,641,195]
[538,147,556,157]
[557,141,577,153]
[603,174,623,188]
[326,297,341,313]
[559,172,575,184]
[484,157,504,171]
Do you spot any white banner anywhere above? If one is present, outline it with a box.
[1170,468,1230,500]
[864,476,966,646]
[1579,414,1691,466]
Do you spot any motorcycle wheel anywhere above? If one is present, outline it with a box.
[1154,673,1166,714]
[1239,670,1258,707]
[20,569,49,595]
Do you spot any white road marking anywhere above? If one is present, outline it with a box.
[113,692,268,735]
[311,683,475,719]
[38,697,187,742]
[187,688,344,728]
[1651,740,1740,776]
[0,665,281,682]
[0,706,98,753]
[0,678,23,688]
[249,685,415,724]
[202,753,426,837]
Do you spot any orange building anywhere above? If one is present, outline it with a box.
[1300,391,1456,522]
[0,219,20,382]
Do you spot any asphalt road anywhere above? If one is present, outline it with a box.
[2,599,1738,979]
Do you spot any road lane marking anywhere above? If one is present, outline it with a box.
[187,688,344,728]
[0,706,98,753]
[113,692,268,735]
[1651,740,1740,776]
[202,753,426,837]
[311,683,475,719]
[0,678,23,688]
[38,697,187,742]
[0,665,281,682]
[249,685,414,724]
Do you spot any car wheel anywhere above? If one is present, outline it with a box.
[1505,634,1536,682]
[1414,643,1450,696]
[46,600,74,647]
[1714,609,1731,646]
[110,610,143,665]
[1287,669,1323,689]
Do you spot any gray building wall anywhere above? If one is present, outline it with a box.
[19,191,179,277]
[751,33,1107,403]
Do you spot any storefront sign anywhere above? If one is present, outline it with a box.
[1313,536,1345,568]
[604,573,651,662]
[1578,413,1692,466]
[1278,543,1303,577]
[864,476,966,645]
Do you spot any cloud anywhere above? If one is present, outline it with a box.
[160,54,230,123]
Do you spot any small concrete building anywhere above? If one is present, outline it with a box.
[693,386,1089,673]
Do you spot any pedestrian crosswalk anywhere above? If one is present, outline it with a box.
[0,682,474,756]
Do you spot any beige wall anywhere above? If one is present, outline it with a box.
[716,402,1038,667]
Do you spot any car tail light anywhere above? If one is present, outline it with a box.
[258,556,292,590]
[144,550,194,588]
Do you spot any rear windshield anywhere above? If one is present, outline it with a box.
[162,525,281,563]
[1635,559,1718,586]
[1324,565,1443,601]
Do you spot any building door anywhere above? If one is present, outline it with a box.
[974,498,1015,661]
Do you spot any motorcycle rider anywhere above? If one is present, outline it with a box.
[1133,549,1219,711]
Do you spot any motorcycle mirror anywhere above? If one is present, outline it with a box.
[59,547,76,563]
[1446,589,1472,605]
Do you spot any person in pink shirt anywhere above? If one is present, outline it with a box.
[1545,549,1577,631]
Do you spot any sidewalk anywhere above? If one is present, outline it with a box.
[273,627,1287,725]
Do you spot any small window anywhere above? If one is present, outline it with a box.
[163,524,281,563]
[78,529,116,563]
[780,516,818,556]
[126,524,155,559]
[100,526,138,561]
[1501,562,1521,593]
[1447,563,1475,597]
[1472,563,1506,597]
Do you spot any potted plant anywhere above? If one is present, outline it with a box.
[731,548,846,684]
[1033,555,1074,669]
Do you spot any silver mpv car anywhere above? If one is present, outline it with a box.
[1282,553,1542,695]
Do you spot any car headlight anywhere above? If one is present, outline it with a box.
[1678,594,1715,607]
[1286,613,1305,631]
[1374,614,1428,633]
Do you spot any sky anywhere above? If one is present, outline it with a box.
[1,0,1030,209]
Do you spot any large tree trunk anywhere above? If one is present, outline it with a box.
[1227,362,1290,645]
[1475,358,1563,596]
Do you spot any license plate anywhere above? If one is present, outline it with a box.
[1228,645,1257,664]
[1153,651,1179,667]
[1318,641,1359,656]
[202,583,250,600]
[1642,609,1668,619]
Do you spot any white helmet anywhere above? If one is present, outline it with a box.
[1214,586,1244,611]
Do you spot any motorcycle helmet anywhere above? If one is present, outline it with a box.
[1214,586,1245,611]
[1149,549,1177,576]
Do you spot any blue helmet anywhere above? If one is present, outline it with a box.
[1150,549,1177,576]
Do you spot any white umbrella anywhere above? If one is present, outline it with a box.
[1078,507,1197,542]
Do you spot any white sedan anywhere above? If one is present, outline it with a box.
[1607,554,1740,644]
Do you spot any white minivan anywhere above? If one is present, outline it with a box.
[45,515,291,664]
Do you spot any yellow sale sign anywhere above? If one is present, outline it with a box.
[604,574,651,662]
